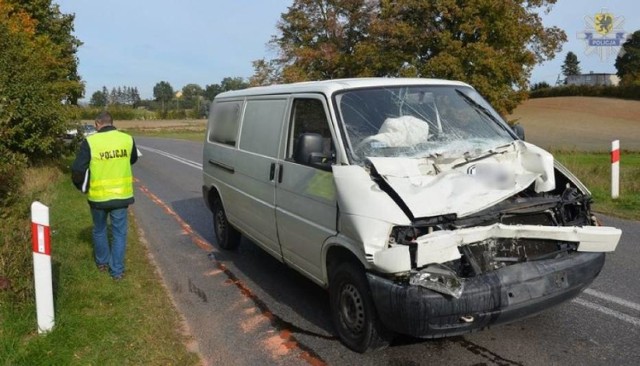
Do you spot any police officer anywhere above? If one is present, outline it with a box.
[71,111,138,280]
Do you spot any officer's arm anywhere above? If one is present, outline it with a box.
[71,140,90,191]
[131,139,138,165]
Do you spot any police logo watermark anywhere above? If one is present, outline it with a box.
[578,10,626,62]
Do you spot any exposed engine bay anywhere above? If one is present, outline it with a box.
[348,145,622,298]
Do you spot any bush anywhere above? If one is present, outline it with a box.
[530,84,640,100]
[0,146,26,207]
[77,106,158,120]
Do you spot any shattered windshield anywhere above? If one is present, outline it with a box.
[335,85,515,165]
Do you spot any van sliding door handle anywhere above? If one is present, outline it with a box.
[278,163,283,183]
[208,159,235,174]
[269,163,276,181]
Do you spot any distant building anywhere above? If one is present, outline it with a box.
[566,72,620,86]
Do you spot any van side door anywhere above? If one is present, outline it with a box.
[275,96,338,283]
[234,97,288,260]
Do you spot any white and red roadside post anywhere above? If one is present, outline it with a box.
[611,140,620,199]
[31,201,54,333]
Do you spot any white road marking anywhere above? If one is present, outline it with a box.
[573,298,640,327]
[138,145,202,170]
[583,288,640,313]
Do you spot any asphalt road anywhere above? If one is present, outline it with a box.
[131,136,640,366]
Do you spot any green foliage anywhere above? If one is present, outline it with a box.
[105,85,141,106]
[0,0,79,164]
[77,106,158,121]
[204,83,224,100]
[250,59,281,86]
[181,83,203,102]
[260,0,566,114]
[89,90,108,107]
[0,146,26,207]
[530,81,551,91]
[153,81,174,104]
[203,77,249,101]
[529,84,640,100]
[615,30,640,86]
[1,162,200,364]
[561,51,581,79]
[6,0,84,104]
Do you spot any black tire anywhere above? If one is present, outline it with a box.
[212,196,241,250]
[329,261,392,353]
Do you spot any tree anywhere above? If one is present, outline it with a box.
[203,83,224,101]
[269,0,376,81]
[90,89,108,107]
[250,59,281,86]
[0,0,79,163]
[561,51,581,81]
[181,83,203,103]
[131,87,141,107]
[153,81,174,112]
[220,77,249,92]
[615,30,640,86]
[257,0,566,114]
[7,0,84,104]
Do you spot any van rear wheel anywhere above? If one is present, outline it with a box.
[329,262,392,353]
[212,197,240,250]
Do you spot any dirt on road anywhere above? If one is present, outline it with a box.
[508,97,640,151]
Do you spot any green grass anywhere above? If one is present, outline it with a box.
[554,151,640,220]
[0,161,199,365]
[127,128,205,142]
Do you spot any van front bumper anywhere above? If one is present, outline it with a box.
[367,251,605,338]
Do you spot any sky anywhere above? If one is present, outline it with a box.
[56,0,640,101]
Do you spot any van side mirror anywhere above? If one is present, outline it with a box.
[511,124,525,140]
[294,133,332,171]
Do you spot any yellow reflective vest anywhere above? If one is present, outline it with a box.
[86,130,134,203]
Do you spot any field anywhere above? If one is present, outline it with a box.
[508,96,640,151]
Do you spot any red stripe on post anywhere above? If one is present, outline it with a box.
[611,149,620,164]
[31,223,51,256]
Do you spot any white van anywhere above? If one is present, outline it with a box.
[202,78,621,352]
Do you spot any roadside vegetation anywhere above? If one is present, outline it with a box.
[128,128,205,142]
[554,152,640,221]
[0,161,199,365]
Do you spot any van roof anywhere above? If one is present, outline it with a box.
[215,77,471,100]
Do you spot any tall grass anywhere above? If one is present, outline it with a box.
[0,161,199,364]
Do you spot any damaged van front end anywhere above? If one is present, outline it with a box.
[333,83,621,339]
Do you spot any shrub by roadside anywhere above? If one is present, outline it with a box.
[530,84,640,101]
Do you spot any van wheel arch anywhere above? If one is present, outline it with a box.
[210,191,241,250]
[326,246,393,352]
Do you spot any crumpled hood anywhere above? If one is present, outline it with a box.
[366,141,555,219]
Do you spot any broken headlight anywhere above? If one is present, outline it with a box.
[410,264,465,298]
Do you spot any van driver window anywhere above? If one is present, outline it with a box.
[289,98,334,166]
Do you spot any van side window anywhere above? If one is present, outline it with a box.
[239,99,287,157]
[209,101,242,146]
[288,98,335,168]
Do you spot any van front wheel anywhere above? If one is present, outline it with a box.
[329,262,392,353]
[212,197,240,250]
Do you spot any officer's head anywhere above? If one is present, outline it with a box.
[95,111,113,130]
